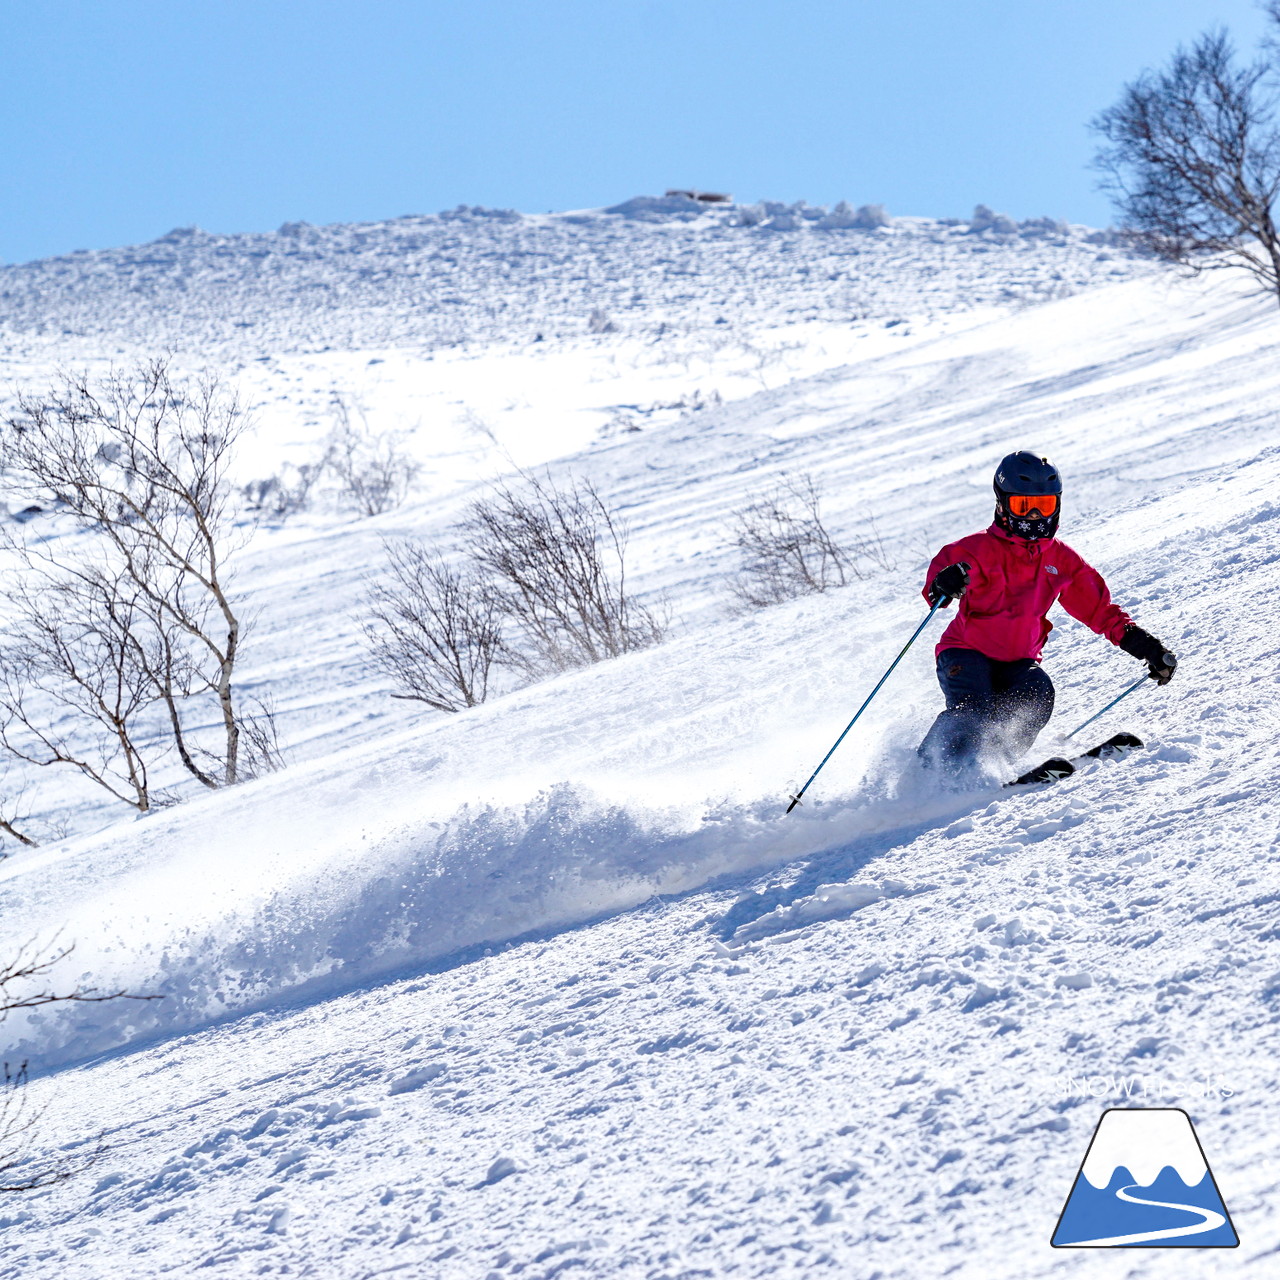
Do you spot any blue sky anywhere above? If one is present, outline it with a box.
[1,0,1274,263]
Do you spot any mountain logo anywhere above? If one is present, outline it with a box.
[1051,1108,1238,1248]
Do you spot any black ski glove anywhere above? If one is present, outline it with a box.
[929,561,970,606]
[1119,623,1177,685]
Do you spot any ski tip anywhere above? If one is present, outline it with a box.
[1082,732,1144,760]
[1006,757,1076,787]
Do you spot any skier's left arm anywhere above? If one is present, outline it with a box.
[1059,558,1177,685]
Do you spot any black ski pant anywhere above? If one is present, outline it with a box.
[917,647,1054,770]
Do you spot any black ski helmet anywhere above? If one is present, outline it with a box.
[993,450,1062,540]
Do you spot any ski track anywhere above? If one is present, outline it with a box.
[0,208,1278,1277]
[1075,1186,1226,1246]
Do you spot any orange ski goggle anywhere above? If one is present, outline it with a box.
[1007,493,1059,517]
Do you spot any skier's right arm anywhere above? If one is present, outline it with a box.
[1119,624,1178,685]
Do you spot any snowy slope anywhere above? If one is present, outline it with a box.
[0,199,1158,833]
[1,207,1279,1277]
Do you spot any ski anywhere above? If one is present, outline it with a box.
[1006,732,1143,787]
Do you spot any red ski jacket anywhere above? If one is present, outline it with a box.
[922,524,1131,662]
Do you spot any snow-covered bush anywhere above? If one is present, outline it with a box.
[326,399,420,518]
[466,474,664,675]
[817,201,859,229]
[1019,216,1069,238]
[853,203,891,229]
[242,458,328,519]
[969,204,1020,236]
[728,474,894,609]
[363,541,502,713]
[818,202,892,230]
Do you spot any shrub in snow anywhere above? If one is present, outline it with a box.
[363,541,502,713]
[466,474,665,675]
[1019,216,1069,238]
[325,399,421,518]
[969,205,1020,236]
[818,201,860,229]
[728,474,894,609]
[821,203,891,230]
[242,459,328,520]
[852,203,891,229]
[277,220,321,242]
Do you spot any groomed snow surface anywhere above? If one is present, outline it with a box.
[1,202,1279,1277]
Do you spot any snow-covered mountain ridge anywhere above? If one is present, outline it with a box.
[0,198,1141,357]
[0,206,1277,1278]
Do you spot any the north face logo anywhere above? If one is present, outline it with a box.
[1046,565,1059,575]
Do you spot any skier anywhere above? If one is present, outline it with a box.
[917,451,1176,778]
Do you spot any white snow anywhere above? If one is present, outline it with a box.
[1080,1109,1208,1190]
[0,200,1277,1277]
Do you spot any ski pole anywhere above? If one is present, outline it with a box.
[1064,674,1150,740]
[786,596,949,814]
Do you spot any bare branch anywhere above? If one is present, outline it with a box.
[728,474,892,609]
[0,939,157,1193]
[466,474,664,675]
[326,398,420,517]
[363,542,502,712]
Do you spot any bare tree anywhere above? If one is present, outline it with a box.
[1,360,268,798]
[1092,27,1280,303]
[236,692,286,779]
[363,541,502,712]
[0,938,154,1191]
[0,568,165,811]
[728,474,892,609]
[467,474,664,674]
[327,399,420,517]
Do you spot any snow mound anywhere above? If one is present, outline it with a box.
[604,194,707,220]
